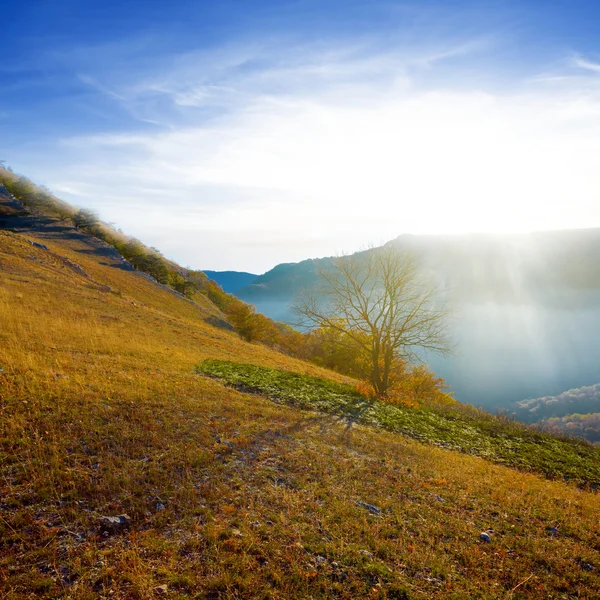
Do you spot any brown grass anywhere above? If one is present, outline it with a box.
[1,229,599,599]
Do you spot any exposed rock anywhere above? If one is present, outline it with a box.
[54,254,90,278]
[99,514,131,535]
[479,532,492,543]
[27,240,49,251]
[204,315,235,331]
[576,558,595,571]
[355,500,382,515]
[154,584,168,595]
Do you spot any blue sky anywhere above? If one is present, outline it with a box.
[2,1,600,272]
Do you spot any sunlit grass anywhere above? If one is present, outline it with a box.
[197,360,600,486]
[1,229,600,598]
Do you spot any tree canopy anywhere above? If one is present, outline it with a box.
[294,246,451,398]
[73,208,100,230]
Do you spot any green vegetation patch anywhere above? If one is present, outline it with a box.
[198,360,600,487]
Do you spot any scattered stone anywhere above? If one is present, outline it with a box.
[313,555,327,566]
[422,575,442,586]
[479,532,492,543]
[156,503,166,512]
[332,563,348,581]
[28,240,49,251]
[431,494,444,503]
[549,526,559,537]
[214,435,234,448]
[250,521,261,529]
[355,500,382,515]
[576,558,595,571]
[154,584,168,595]
[359,550,374,560]
[231,529,243,538]
[99,514,131,535]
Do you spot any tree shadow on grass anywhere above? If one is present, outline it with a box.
[229,381,372,434]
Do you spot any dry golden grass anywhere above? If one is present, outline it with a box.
[1,228,600,599]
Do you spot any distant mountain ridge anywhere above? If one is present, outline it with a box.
[238,230,600,308]
[204,270,258,294]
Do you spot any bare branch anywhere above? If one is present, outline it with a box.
[293,245,452,396]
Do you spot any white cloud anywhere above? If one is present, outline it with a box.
[572,55,600,74]
[38,42,600,271]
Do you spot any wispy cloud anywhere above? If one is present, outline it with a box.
[572,55,600,74]
[19,35,600,271]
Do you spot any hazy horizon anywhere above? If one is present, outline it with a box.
[203,226,600,275]
[3,1,600,272]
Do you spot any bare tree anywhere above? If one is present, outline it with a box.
[294,245,451,397]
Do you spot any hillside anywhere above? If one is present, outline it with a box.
[2,180,600,598]
[236,233,600,408]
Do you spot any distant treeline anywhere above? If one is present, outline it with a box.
[539,413,600,444]
[0,168,202,297]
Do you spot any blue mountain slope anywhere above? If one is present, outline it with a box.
[204,270,259,294]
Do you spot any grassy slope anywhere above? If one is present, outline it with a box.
[197,360,600,486]
[1,227,600,599]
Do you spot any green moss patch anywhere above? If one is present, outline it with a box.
[198,360,600,487]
